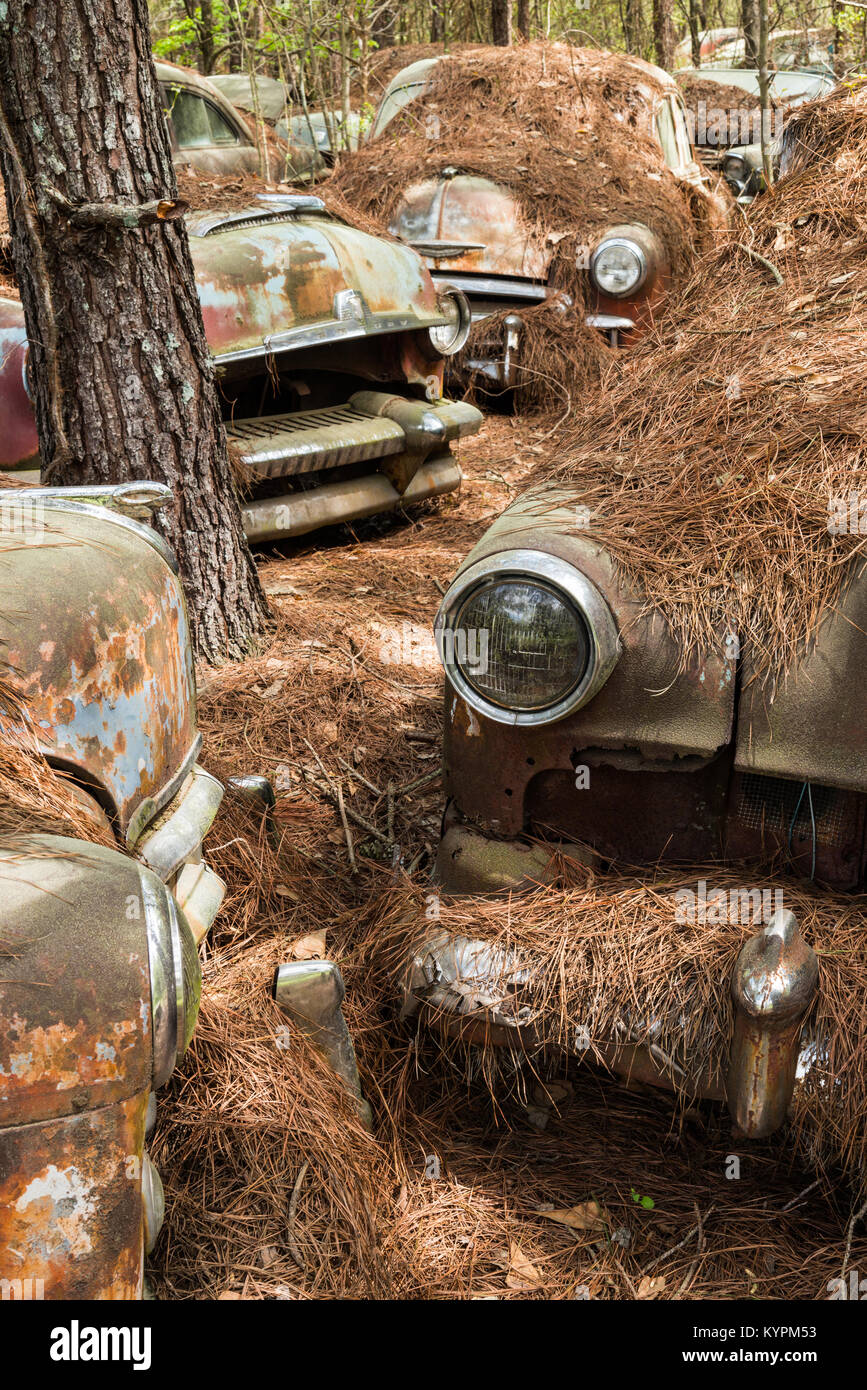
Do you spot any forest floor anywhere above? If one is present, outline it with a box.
[148,415,867,1301]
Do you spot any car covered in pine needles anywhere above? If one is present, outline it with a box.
[329,43,730,404]
[0,194,481,542]
[398,84,867,1164]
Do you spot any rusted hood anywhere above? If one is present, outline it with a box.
[187,204,445,364]
[0,504,197,841]
[391,174,550,282]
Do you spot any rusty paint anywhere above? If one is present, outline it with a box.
[0,841,154,1127]
[0,1092,147,1299]
[191,210,441,361]
[0,507,197,838]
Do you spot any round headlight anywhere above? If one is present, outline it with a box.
[590,237,647,298]
[140,866,202,1088]
[723,155,748,182]
[426,287,472,356]
[435,549,620,727]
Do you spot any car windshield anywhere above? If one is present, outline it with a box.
[371,59,441,138]
[166,87,240,148]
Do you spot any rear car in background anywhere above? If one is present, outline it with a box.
[678,66,835,200]
[0,196,482,542]
[157,60,319,182]
[0,483,234,1297]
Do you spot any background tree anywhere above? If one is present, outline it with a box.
[0,0,269,661]
[491,0,512,44]
[653,0,676,65]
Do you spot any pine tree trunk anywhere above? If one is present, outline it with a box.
[0,0,269,662]
[517,0,531,39]
[491,0,512,46]
[652,0,675,69]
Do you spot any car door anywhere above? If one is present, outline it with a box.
[161,81,260,175]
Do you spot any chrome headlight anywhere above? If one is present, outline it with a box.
[590,236,648,299]
[140,866,201,1088]
[723,154,749,184]
[425,287,472,357]
[434,549,620,727]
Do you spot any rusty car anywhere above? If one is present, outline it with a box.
[399,77,867,1144]
[0,196,482,542]
[360,48,729,391]
[0,480,228,1296]
[157,60,318,182]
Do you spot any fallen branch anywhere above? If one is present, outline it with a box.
[42,183,188,229]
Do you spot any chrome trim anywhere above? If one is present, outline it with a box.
[213,303,452,370]
[435,548,621,727]
[188,196,326,236]
[126,734,204,849]
[411,239,487,258]
[430,272,549,304]
[585,314,635,332]
[141,1151,165,1255]
[0,481,173,520]
[274,960,372,1127]
[136,763,224,881]
[140,866,182,1089]
[589,236,648,299]
[425,286,472,358]
[0,493,179,573]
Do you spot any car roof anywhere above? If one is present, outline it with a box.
[382,46,678,102]
[680,67,833,99]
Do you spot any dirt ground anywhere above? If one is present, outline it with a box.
[148,416,867,1301]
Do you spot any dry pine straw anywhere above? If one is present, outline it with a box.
[526,79,867,682]
[148,435,866,1299]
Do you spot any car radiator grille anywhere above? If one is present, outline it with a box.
[226,405,406,479]
[736,773,850,848]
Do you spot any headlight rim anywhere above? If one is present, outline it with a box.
[140,866,201,1089]
[589,235,648,300]
[434,548,620,727]
[424,285,473,358]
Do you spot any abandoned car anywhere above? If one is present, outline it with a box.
[678,66,835,199]
[344,45,729,393]
[402,87,867,1152]
[0,481,228,1297]
[158,60,318,182]
[0,197,482,541]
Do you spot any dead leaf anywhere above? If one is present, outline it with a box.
[506,1241,543,1290]
[539,1199,609,1232]
[292,928,327,960]
[637,1275,667,1299]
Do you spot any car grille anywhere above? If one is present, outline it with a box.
[736,773,850,848]
[226,405,406,479]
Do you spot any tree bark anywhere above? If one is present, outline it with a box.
[517,0,531,40]
[741,0,758,65]
[431,1,445,42]
[0,0,269,661]
[625,0,643,54]
[689,0,702,65]
[491,0,511,46]
[652,0,675,68]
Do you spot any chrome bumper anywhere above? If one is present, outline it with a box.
[403,909,821,1141]
[135,763,226,944]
